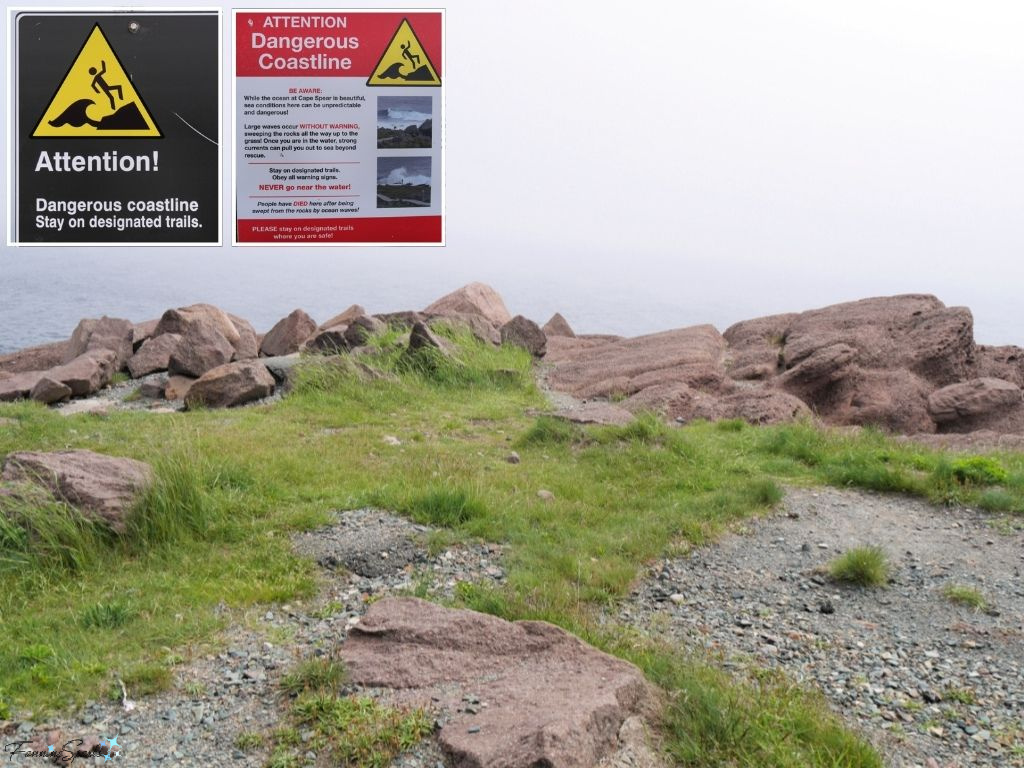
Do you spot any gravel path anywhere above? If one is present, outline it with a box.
[8,492,1023,768]
[5,510,505,767]
[621,486,1024,768]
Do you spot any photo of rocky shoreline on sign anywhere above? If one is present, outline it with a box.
[377,96,432,148]
[376,156,431,208]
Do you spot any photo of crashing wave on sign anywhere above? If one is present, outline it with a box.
[377,96,431,148]
[366,19,440,86]
[377,156,431,208]
[32,24,161,137]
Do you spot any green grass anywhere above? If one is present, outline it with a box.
[942,583,989,611]
[2,330,1023,765]
[828,546,891,587]
[273,657,432,767]
[280,658,346,697]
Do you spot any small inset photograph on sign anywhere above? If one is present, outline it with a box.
[377,157,431,208]
[377,96,432,148]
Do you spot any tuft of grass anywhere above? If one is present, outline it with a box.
[80,600,136,629]
[280,658,346,697]
[125,451,225,549]
[745,478,783,507]
[942,583,989,611]
[949,456,1008,486]
[516,415,583,447]
[828,546,890,587]
[943,686,977,705]
[977,488,1017,512]
[0,485,113,575]
[716,418,747,432]
[120,662,173,697]
[289,694,433,768]
[402,487,486,528]
[234,731,263,751]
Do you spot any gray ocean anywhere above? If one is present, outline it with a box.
[1,251,1021,355]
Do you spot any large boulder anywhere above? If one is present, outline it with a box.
[975,345,1024,388]
[341,598,654,768]
[408,321,455,355]
[1,450,153,533]
[64,316,134,371]
[776,343,858,401]
[305,326,350,355]
[723,312,796,380]
[227,314,259,360]
[48,350,117,397]
[164,375,196,402]
[927,378,1024,433]
[500,315,547,357]
[0,371,44,402]
[127,333,181,378]
[29,377,72,405]
[542,312,576,338]
[0,340,68,375]
[318,304,366,331]
[153,304,246,357]
[342,314,386,348]
[547,325,727,400]
[260,309,317,357]
[423,282,512,327]
[427,312,501,345]
[721,389,812,425]
[780,295,974,386]
[131,319,160,352]
[824,368,936,434]
[184,360,275,409]
[168,323,234,378]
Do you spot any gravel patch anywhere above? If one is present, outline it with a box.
[621,486,1024,768]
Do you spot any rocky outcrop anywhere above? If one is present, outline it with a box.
[185,360,275,409]
[547,325,727,400]
[1,449,153,533]
[423,282,512,327]
[341,598,654,768]
[928,378,1022,423]
[542,312,576,338]
[500,315,547,357]
[0,340,69,375]
[260,309,317,357]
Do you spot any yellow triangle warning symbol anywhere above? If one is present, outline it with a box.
[33,24,161,138]
[367,19,441,87]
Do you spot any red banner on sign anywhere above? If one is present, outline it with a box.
[237,216,442,243]
[236,12,442,78]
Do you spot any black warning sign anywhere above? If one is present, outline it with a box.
[13,12,220,245]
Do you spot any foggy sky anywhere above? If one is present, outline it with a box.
[2,0,1022,348]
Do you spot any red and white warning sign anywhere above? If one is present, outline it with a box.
[234,10,443,245]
